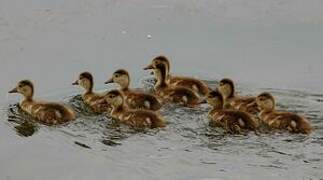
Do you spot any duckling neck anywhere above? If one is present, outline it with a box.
[155,68,168,89]
[112,104,128,115]
[23,94,33,102]
[119,80,130,92]
[226,88,235,99]
[211,104,223,111]
[261,106,274,113]
[23,96,33,102]
[85,84,93,94]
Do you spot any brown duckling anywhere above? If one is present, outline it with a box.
[105,69,161,111]
[73,72,110,113]
[218,78,259,115]
[105,90,166,129]
[256,92,312,134]
[149,56,210,98]
[9,80,75,125]
[144,58,202,108]
[207,90,258,134]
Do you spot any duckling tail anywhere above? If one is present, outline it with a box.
[151,116,166,128]
[145,95,162,111]
[290,114,312,134]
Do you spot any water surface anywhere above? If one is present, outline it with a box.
[1,0,323,179]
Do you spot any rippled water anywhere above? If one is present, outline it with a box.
[1,0,323,179]
[1,78,322,180]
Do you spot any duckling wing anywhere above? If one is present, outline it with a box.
[167,87,200,106]
[224,110,258,130]
[274,112,312,134]
[126,92,161,111]
[123,110,165,128]
[85,94,111,113]
[36,103,75,124]
[170,77,209,96]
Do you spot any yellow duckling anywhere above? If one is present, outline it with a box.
[218,78,259,115]
[105,90,166,129]
[207,90,258,134]
[149,56,210,98]
[256,92,312,134]
[9,80,75,125]
[73,72,110,113]
[144,58,202,107]
[105,69,162,111]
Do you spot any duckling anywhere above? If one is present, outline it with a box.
[73,72,110,113]
[8,80,75,125]
[105,90,166,129]
[218,78,259,115]
[144,58,202,107]
[105,69,162,111]
[256,92,312,134]
[148,56,210,98]
[207,90,258,134]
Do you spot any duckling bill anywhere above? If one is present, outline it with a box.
[207,90,258,134]
[105,69,161,111]
[9,80,75,125]
[104,90,166,129]
[256,92,312,134]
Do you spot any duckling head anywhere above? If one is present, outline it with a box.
[144,55,170,76]
[73,72,93,93]
[256,92,275,112]
[218,78,235,99]
[9,80,34,100]
[105,69,130,90]
[105,90,124,108]
[144,56,169,87]
[207,90,224,109]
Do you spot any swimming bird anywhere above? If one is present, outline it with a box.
[104,90,166,129]
[149,56,210,98]
[73,72,110,113]
[218,78,259,115]
[9,80,75,125]
[207,90,258,134]
[144,58,203,107]
[256,92,312,134]
[105,69,161,111]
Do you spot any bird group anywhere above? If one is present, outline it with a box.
[8,56,312,134]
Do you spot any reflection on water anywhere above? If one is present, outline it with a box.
[7,104,39,137]
[3,78,323,179]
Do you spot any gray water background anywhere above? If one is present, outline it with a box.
[0,0,323,179]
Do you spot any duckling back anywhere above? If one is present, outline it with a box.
[160,86,201,107]
[122,110,166,129]
[209,109,258,134]
[280,113,312,134]
[20,101,75,125]
[170,77,209,97]
[39,103,75,125]
[125,91,162,111]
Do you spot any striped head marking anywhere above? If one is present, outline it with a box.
[9,80,34,99]
[218,78,235,99]
[256,92,275,111]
